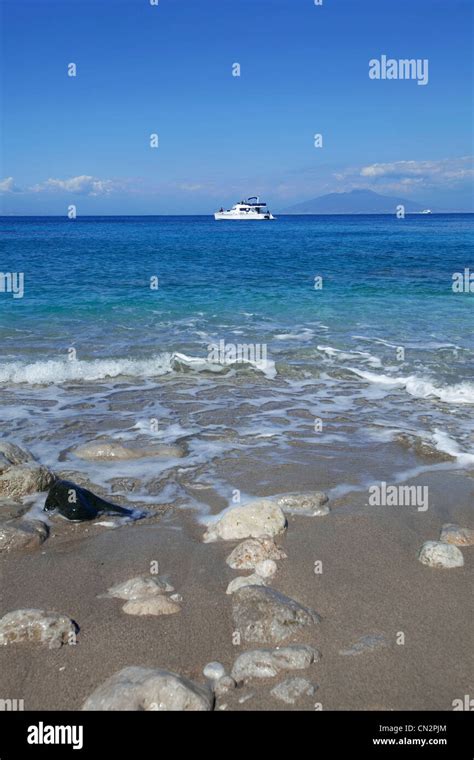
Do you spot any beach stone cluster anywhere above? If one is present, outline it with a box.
[101,575,181,616]
[418,522,473,568]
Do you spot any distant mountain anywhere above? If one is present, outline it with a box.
[282,189,429,214]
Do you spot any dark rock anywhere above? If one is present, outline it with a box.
[44,480,133,522]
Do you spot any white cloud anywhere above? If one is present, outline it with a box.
[331,156,473,196]
[29,175,126,196]
[359,157,473,183]
[0,177,22,193]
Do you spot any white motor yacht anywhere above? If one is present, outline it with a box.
[214,197,275,220]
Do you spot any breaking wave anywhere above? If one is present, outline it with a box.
[0,351,277,386]
[348,368,474,405]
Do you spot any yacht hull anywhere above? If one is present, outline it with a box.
[214,213,275,220]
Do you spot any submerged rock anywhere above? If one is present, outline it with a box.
[0,520,49,553]
[339,634,388,656]
[82,666,214,711]
[44,479,133,521]
[418,540,464,568]
[0,609,77,649]
[203,499,286,543]
[226,537,287,570]
[0,442,35,468]
[275,492,329,516]
[122,596,181,616]
[72,441,186,461]
[231,644,319,682]
[270,676,316,704]
[103,576,174,600]
[232,585,320,644]
[0,464,55,498]
[439,523,474,547]
[394,433,455,463]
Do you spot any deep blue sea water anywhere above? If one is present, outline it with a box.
[0,214,473,507]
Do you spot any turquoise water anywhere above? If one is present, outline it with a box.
[0,214,473,504]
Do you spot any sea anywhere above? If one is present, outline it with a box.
[0,214,473,515]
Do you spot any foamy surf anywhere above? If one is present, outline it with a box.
[0,351,277,386]
[348,368,474,405]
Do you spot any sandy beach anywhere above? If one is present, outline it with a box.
[1,460,472,711]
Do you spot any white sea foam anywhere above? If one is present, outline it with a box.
[348,368,474,405]
[0,351,277,386]
[431,429,474,466]
[275,329,314,341]
[317,345,382,367]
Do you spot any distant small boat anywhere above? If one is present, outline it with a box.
[420,209,432,214]
[214,197,275,220]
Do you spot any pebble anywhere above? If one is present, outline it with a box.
[203,662,226,681]
[0,609,77,649]
[203,499,286,543]
[231,644,320,682]
[418,540,464,568]
[270,676,316,704]
[232,585,320,644]
[439,523,474,547]
[226,537,287,570]
[82,666,214,711]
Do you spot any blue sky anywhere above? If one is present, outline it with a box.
[1,0,473,214]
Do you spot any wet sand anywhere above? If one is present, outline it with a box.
[0,467,472,711]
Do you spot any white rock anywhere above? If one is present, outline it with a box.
[0,609,76,649]
[231,645,319,683]
[270,676,316,704]
[439,523,474,547]
[203,499,286,543]
[225,560,277,595]
[226,537,287,569]
[275,492,329,516]
[103,576,174,600]
[82,666,213,711]
[418,540,464,569]
[226,573,267,595]
[203,662,226,681]
[122,596,180,616]
[254,560,277,578]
